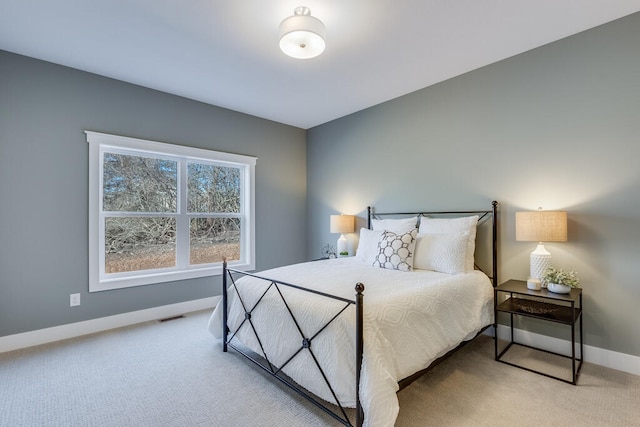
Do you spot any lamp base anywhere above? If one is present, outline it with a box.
[337,234,348,257]
[530,243,551,286]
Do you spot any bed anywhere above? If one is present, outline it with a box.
[208,201,498,427]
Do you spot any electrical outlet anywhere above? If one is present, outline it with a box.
[70,293,81,307]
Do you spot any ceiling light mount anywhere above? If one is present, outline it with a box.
[279,6,326,59]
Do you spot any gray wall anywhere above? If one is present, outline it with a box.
[307,13,640,357]
[0,51,307,337]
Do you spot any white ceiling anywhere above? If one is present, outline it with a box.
[2,0,640,129]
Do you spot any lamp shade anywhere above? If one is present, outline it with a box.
[279,6,326,59]
[330,214,355,234]
[515,211,567,242]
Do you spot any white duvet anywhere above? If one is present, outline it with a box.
[208,258,494,427]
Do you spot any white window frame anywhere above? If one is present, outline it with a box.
[86,131,256,292]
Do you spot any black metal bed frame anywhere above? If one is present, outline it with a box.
[221,200,498,427]
[222,264,365,426]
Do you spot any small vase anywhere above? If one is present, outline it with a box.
[547,282,571,294]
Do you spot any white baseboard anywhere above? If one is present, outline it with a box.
[0,296,220,353]
[491,325,640,377]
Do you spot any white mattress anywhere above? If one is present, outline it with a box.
[208,257,494,427]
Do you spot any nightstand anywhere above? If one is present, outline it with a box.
[494,279,583,385]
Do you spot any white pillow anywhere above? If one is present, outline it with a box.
[355,228,383,264]
[413,232,469,274]
[419,215,479,272]
[371,216,418,234]
[372,229,417,272]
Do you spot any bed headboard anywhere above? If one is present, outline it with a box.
[367,201,498,287]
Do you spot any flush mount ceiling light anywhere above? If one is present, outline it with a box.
[279,6,326,59]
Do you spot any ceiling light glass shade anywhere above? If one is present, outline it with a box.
[279,7,326,59]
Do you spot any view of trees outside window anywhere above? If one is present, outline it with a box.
[188,163,241,265]
[103,153,241,274]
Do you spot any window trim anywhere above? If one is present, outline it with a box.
[86,131,256,292]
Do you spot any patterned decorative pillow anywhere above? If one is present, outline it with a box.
[372,229,417,271]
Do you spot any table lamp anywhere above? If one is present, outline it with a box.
[330,214,355,257]
[516,209,567,285]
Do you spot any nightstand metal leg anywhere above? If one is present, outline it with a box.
[571,301,576,384]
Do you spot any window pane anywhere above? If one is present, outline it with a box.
[105,217,176,273]
[103,153,177,212]
[190,218,240,265]
[187,163,240,213]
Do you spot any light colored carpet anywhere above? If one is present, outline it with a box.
[1,310,639,427]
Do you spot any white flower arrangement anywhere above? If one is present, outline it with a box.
[542,267,580,288]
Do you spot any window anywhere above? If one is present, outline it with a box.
[86,131,256,292]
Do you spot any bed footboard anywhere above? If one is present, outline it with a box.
[222,260,365,427]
